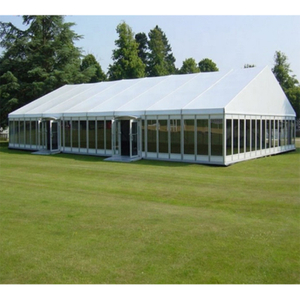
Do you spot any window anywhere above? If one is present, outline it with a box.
[158,120,168,153]
[184,119,195,155]
[72,120,79,148]
[31,121,37,145]
[147,120,157,153]
[105,120,112,150]
[170,119,181,154]
[142,120,145,152]
[226,119,232,156]
[80,120,87,149]
[19,121,25,145]
[239,119,245,153]
[211,119,223,156]
[197,119,208,155]
[64,120,71,147]
[246,120,251,152]
[97,120,104,150]
[88,121,96,149]
[233,119,239,154]
[257,120,261,150]
[251,119,256,151]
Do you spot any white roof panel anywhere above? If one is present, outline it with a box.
[9,66,296,118]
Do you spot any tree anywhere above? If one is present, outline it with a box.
[135,32,149,66]
[272,51,300,118]
[272,51,298,91]
[198,58,219,72]
[0,15,95,126]
[108,22,145,80]
[179,58,200,74]
[147,25,176,77]
[80,54,106,83]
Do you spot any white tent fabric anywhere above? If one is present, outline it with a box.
[9,66,296,119]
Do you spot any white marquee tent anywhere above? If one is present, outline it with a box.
[8,66,296,165]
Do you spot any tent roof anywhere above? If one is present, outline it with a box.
[9,66,296,119]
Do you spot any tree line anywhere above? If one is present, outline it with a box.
[0,16,299,127]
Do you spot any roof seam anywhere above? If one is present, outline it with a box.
[115,75,173,112]
[181,69,234,109]
[64,81,119,113]
[144,73,200,111]
[87,77,147,114]
[42,84,98,114]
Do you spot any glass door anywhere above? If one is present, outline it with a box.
[130,120,138,157]
[51,121,59,151]
[112,119,121,155]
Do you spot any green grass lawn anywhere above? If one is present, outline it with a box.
[0,141,299,284]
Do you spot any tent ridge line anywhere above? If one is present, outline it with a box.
[181,69,234,109]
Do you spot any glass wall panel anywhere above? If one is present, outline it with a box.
[257,120,261,150]
[226,119,232,156]
[197,119,208,155]
[9,121,14,143]
[31,121,37,145]
[80,120,87,148]
[211,119,223,156]
[287,120,292,145]
[64,120,71,147]
[184,119,195,155]
[170,119,181,154]
[147,120,157,152]
[25,121,30,145]
[72,120,79,148]
[251,120,256,151]
[261,120,266,149]
[88,120,96,149]
[105,120,112,150]
[142,120,145,152]
[246,119,251,152]
[274,120,279,147]
[19,121,25,144]
[15,121,19,145]
[233,119,239,154]
[158,120,168,153]
[271,120,275,147]
[266,120,271,148]
[239,119,245,153]
[97,120,104,150]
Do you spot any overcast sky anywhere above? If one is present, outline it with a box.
[1,3,300,81]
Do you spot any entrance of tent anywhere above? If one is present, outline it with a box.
[108,117,140,162]
[37,119,60,153]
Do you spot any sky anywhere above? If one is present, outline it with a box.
[1,4,300,81]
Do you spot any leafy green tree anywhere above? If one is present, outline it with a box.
[135,32,149,66]
[198,58,219,72]
[108,22,145,80]
[80,54,106,83]
[179,58,200,74]
[0,15,95,126]
[272,51,300,117]
[147,25,176,77]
